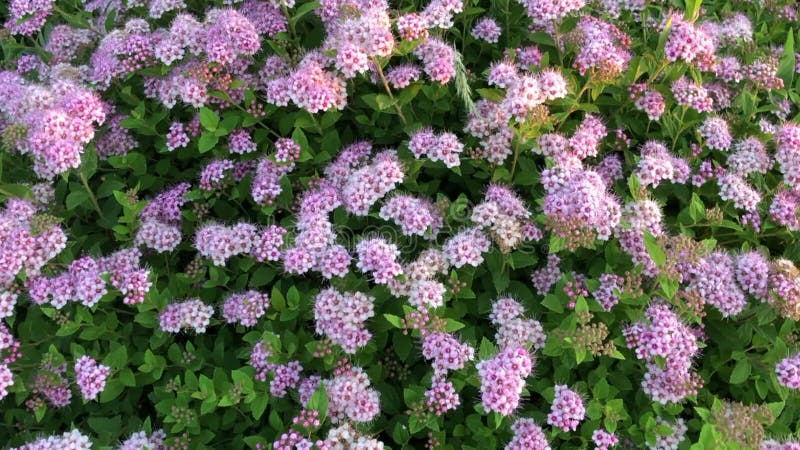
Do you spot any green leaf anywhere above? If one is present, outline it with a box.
[308,384,328,421]
[778,29,796,88]
[628,174,642,200]
[689,193,705,222]
[66,190,89,210]
[198,133,219,153]
[250,395,268,420]
[104,8,117,32]
[684,0,702,21]
[729,359,751,384]
[542,294,564,313]
[80,146,98,179]
[383,314,403,328]
[643,231,666,267]
[291,1,321,25]
[199,107,219,131]
[0,184,34,200]
[478,337,497,360]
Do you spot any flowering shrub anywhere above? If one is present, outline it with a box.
[1,0,800,448]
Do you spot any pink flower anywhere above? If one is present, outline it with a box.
[507,418,550,450]
[425,379,460,416]
[222,291,270,326]
[159,299,215,333]
[547,385,585,432]
[443,228,491,268]
[355,238,403,284]
[471,17,502,43]
[74,355,110,401]
[421,332,475,375]
[314,288,375,354]
[476,347,533,415]
[776,353,800,390]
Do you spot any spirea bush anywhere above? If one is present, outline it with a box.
[2,0,800,448]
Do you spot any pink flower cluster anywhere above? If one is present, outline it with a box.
[414,38,457,84]
[518,0,585,23]
[443,228,492,268]
[380,194,443,238]
[28,257,106,309]
[476,347,533,415]
[671,77,714,112]
[541,163,620,241]
[592,429,619,449]
[649,417,687,450]
[228,129,257,154]
[594,273,623,311]
[775,123,800,189]
[321,0,393,79]
[396,13,428,40]
[166,122,190,151]
[425,379,461,416]
[266,52,348,113]
[698,116,733,151]
[472,17,502,43]
[0,72,106,178]
[137,183,190,252]
[768,260,800,320]
[574,17,632,76]
[159,299,215,333]
[29,362,70,407]
[624,303,702,404]
[74,356,110,401]
[356,238,403,284]
[534,114,608,162]
[763,440,800,450]
[324,366,381,423]
[531,254,561,295]
[633,87,666,120]
[200,158,255,191]
[314,288,375,354]
[727,137,771,177]
[464,99,514,163]
[735,251,770,300]
[222,291,270,327]
[547,385,585,432]
[117,430,166,450]
[270,361,304,397]
[252,157,292,205]
[250,225,287,262]
[0,363,13,400]
[506,418,550,450]
[97,115,139,158]
[26,247,152,308]
[490,297,546,351]
[385,64,422,89]
[633,141,690,188]
[342,151,405,216]
[664,15,716,70]
[689,252,747,317]
[408,279,446,309]
[776,352,800,390]
[717,172,761,211]
[0,200,67,288]
[770,188,800,231]
[421,331,475,376]
[9,430,92,450]
[471,193,530,252]
[5,0,55,36]
[195,222,257,265]
[408,128,465,168]
[419,0,464,28]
